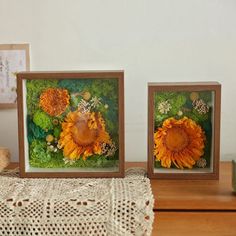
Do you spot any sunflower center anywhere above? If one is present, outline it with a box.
[71,117,98,147]
[164,127,189,152]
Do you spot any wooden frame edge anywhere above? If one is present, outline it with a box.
[17,71,125,178]
[147,82,221,180]
[17,74,26,177]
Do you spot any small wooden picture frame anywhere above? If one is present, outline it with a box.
[0,44,30,109]
[17,71,124,178]
[148,82,221,179]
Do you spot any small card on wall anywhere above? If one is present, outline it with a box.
[0,44,30,108]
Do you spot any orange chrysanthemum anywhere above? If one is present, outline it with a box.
[39,88,70,116]
[154,117,205,169]
[59,111,111,160]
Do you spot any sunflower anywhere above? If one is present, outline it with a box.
[154,117,205,169]
[59,111,111,160]
[39,88,70,116]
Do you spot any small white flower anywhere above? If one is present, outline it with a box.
[192,99,209,114]
[63,157,76,165]
[101,142,117,157]
[177,110,183,116]
[104,104,109,109]
[158,101,172,114]
[77,99,91,113]
[196,158,207,168]
[47,145,55,152]
[90,96,102,108]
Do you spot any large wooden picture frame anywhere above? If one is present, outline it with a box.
[148,82,221,179]
[0,44,30,109]
[17,71,124,178]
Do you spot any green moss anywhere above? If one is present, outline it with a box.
[29,140,51,164]
[186,109,209,123]
[70,94,80,108]
[33,110,53,131]
[199,120,212,168]
[154,161,162,168]
[90,79,118,99]
[169,94,186,114]
[154,114,169,128]
[27,116,48,143]
[199,91,213,103]
[53,126,61,138]
[30,153,119,169]
[58,79,90,93]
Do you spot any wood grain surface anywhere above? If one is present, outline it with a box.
[153,212,236,236]
[152,162,236,210]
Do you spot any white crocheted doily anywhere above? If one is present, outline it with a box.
[0,168,154,236]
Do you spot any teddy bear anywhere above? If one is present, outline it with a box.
[0,147,10,172]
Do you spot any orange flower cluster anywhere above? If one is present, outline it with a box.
[40,88,70,116]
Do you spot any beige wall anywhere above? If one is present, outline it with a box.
[0,0,236,162]
[0,109,18,161]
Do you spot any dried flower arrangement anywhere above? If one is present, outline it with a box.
[148,83,221,179]
[17,72,124,178]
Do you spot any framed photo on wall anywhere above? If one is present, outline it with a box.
[17,71,124,178]
[148,82,221,179]
[0,44,30,108]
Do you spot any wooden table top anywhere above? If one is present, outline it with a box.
[126,161,236,211]
[151,162,236,211]
[7,161,236,211]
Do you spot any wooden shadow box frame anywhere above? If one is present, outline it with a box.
[148,82,221,179]
[17,71,124,178]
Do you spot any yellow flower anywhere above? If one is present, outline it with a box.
[154,117,205,169]
[190,92,199,101]
[40,88,70,116]
[46,134,54,143]
[59,111,111,160]
[82,91,91,101]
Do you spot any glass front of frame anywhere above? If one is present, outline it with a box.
[153,90,214,174]
[23,77,120,173]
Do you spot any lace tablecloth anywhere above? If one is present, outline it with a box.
[0,168,154,236]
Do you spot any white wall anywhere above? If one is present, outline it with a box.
[0,0,236,162]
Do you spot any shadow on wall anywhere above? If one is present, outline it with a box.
[0,109,18,162]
